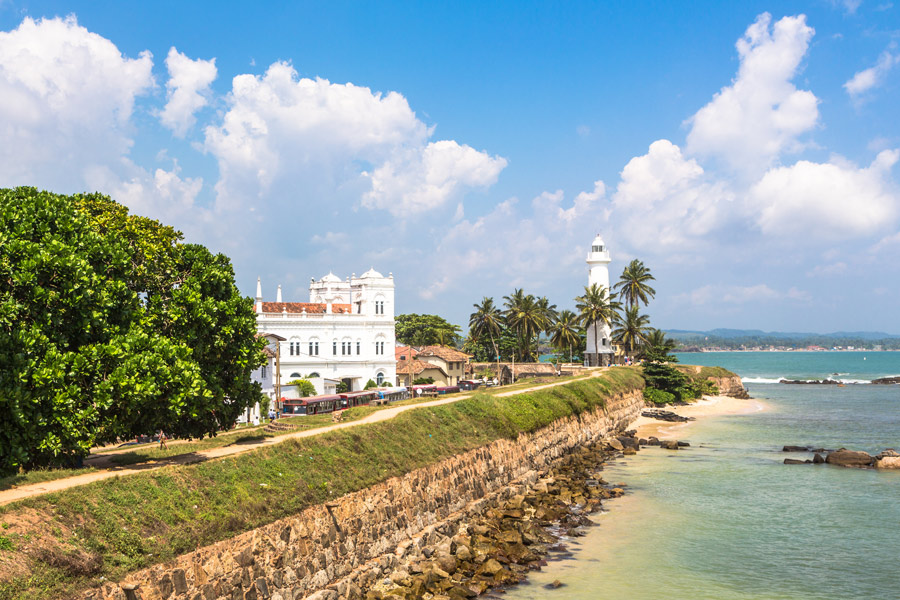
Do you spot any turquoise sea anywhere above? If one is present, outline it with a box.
[506,352,900,600]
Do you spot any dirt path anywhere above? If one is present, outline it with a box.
[0,372,603,507]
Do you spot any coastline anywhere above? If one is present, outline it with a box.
[632,393,768,441]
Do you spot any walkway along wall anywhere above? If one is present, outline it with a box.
[90,388,645,600]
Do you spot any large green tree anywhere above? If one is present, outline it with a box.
[551,309,582,363]
[395,313,462,347]
[574,283,622,366]
[0,188,264,474]
[468,297,503,361]
[502,289,548,362]
[614,259,656,309]
[612,305,651,358]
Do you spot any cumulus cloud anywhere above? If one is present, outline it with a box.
[159,47,217,137]
[611,140,733,252]
[204,62,505,216]
[844,48,900,100]
[362,140,507,215]
[0,15,153,190]
[418,180,608,298]
[686,13,818,177]
[750,150,900,238]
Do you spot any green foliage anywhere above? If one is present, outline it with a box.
[336,382,349,394]
[0,534,14,551]
[0,188,264,475]
[412,377,434,385]
[363,379,378,390]
[395,314,462,347]
[287,379,317,397]
[0,370,645,599]
[643,388,676,405]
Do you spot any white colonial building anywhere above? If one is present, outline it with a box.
[585,234,615,367]
[254,269,397,406]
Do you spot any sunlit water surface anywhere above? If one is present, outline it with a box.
[506,352,900,600]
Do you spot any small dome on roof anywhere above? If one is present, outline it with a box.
[320,271,342,283]
[360,267,383,279]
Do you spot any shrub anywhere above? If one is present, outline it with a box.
[286,379,317,397]
[364,379,378,390]
[413,377,434,385]
[644,388,676,405]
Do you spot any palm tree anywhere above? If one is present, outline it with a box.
[574,283,622,366]
[503,289,544,362]
[612,305,651,358]
[551,310,581,363]
[469,297,503,362]
[614,259,656,309]
[640,328,677,359]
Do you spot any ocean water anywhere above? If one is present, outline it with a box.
[505,352,900,600]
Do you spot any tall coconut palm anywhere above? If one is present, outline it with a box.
[551,310,581,363]
[574,283,622,366]
[469,297,503,362]
[503,289,544,362]
[612,305,651,358]
[614,259,656,309]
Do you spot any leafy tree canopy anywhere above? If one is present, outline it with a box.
[287,379,317,397]
[0,188,264,474]
[395,313,462,347]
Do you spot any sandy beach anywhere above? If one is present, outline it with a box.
[632,394,768,440]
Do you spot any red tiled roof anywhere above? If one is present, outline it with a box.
[395,345,419,361]
[259,302,353,314]
[398,359,447,376]
[417,345,471,362]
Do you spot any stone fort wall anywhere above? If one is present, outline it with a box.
[89,388,645,600]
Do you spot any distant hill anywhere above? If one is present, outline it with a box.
[665,328,900,341]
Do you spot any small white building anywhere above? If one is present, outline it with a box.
[585,234,615,367]
[253,269,397,407]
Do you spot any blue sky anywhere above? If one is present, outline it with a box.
[1,1,899,333]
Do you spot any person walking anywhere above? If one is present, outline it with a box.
[158,429,168,450]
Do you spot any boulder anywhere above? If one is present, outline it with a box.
[604,438,624,451]
[876,456,900,469]
[647,437,661,446]
[825,449,874,468]
[783,445,810,452]
[872,377,900,385]
[784,458,811,464]
[813,453,825,464]
[660,440,679,450]
[677,441,690,447]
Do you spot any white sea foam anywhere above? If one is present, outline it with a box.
[742,376,874,384]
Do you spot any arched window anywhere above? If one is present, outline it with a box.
[290,372,302,378]
[376,372,385,385]
[307,372,320,378]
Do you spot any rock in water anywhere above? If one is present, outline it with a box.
[784,458,811,464]
[813,453,825,464]
[825,449,875,468]
[783,445,810,452]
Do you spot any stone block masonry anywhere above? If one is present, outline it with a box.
[88,389,644,600]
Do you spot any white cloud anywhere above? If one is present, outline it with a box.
[682,283,808,306]
[750,149,900,238]
[844,48,900,100]
[159,47,217,137]
[84,161,204,227]
[203,62,505,217]
[830,0,862,14]
[611,140,733,252]
[686,13,818,177]
[419,181,608,298]
[362,140,507,215]
[0,15,153,190]
[807,261,848,277]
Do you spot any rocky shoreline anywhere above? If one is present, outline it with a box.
[318,428,693,600]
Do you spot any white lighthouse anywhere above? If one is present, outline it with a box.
[585,234,614,367]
